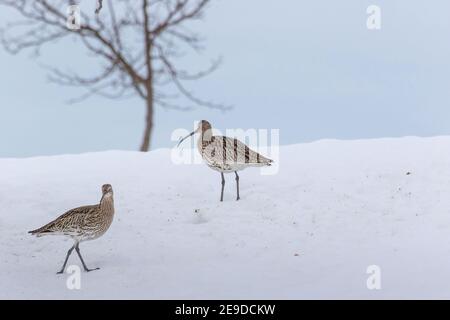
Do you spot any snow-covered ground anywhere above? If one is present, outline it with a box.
[1,136,450,299]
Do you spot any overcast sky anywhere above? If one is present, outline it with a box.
[1,0,450,157]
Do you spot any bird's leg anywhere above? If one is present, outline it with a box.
[220,172,225,202]
[75,243,100,272]
[235,171,240,201]
[57,245,75,274]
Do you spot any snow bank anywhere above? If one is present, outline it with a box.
[1,136,450,299]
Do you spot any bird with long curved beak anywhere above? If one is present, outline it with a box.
[29,184,115,274]
[177,120,273,201]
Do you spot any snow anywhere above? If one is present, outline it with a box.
[1,136,450,299]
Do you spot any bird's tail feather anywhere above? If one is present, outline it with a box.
[261,158,273,166]
[28,226,52,236]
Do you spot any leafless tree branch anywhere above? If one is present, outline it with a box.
[95,0,103,14]
[0,0,229,151]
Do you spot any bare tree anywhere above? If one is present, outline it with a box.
[0,0,229,151]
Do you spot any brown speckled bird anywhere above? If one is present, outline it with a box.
[29,184,115,274]
[178,120,273,201]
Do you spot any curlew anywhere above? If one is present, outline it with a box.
[178,120,273,201]
[29,184,115,274]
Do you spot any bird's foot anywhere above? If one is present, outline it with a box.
[84,267,100,273]
[56,270,64,275]
[236,197,240,201]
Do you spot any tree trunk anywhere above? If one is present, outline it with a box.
[140,96,153,152]
[141,1,153,152]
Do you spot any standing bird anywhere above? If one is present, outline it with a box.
[29,184,115,274]
[178,120,273,201]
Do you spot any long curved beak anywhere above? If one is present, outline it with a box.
[177,131,195,147]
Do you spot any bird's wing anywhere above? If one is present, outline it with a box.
[204,136,273,166]
[29,204,99,235]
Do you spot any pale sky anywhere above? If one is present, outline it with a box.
[1,0,450,157]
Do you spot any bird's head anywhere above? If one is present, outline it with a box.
[198,120,212,133]
[177,120,212,147]
[102,184,113,196]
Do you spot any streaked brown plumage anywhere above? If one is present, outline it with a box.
[29,184,115,274]
[178,120,273,201]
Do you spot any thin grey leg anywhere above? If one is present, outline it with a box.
[75,243,100,272]
[220,172,225,202]
[57,245,75,274]
[235,171,240,201]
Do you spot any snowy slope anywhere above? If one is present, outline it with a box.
[1,137,450,299]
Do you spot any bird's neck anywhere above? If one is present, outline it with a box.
[100,194,114,212]
[198,129,213,148]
